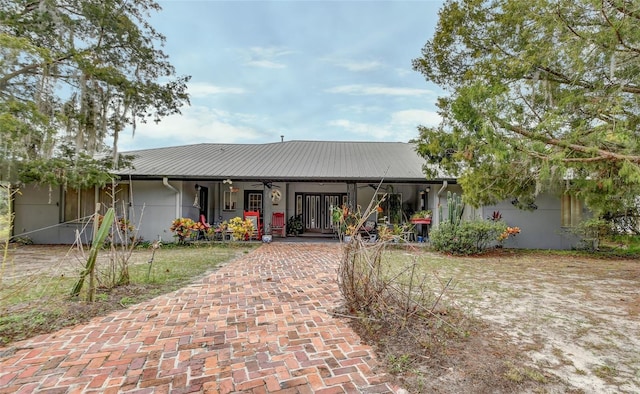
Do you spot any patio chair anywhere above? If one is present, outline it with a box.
[271,212,286,237]
[243,211,262,240]
[198,214,211,240]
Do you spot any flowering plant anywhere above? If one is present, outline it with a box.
[498,226,521,242]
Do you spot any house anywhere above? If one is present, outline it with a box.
[12,140,581,249]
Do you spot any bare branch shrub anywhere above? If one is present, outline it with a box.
[336,210,471,394]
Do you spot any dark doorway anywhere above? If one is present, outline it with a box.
[300,193,347,233]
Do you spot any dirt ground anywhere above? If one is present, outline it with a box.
[397,250,640,394]
[2,245,639,393]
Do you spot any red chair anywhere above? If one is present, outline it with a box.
[198,214,211,240]
[199,214,211,230]
[243,211,262,240]
[271,212,286,237]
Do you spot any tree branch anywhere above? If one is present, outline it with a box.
[497,119,640,163]
[606,0,640,21]
[0,53,74,90]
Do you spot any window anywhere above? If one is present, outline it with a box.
[64,188,96,222]
[64,184,129,222]
[98,184,130,217]
[377,192,403,224]
[223,190,237,211]
[561,194,582,227]
[247,192,263,212]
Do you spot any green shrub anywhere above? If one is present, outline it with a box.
[430,220,507,255]
[570,218,611,251]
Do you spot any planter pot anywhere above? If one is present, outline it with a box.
[262,235,272,243]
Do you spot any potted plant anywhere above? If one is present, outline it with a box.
[332,204,361,242]
[262,226,273,243]
[411,210,432,220]
[286,214,303,236]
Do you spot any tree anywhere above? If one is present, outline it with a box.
[0,0,190,188]
[412,0,640,219]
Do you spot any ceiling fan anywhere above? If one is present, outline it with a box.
[250,181,281,189]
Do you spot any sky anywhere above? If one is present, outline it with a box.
[117,0,446,151]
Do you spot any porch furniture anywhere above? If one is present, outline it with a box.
[271,212,286,237]
[359,221,377,241]
[410,217,431,240]
[243,211,262,240]
[198,214,211,240]
[402,228,416,242]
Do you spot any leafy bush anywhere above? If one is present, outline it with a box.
[570,218,611,251]
[287,214,303,236]
[430,220,507,255]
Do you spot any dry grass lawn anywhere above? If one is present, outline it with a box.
[371,248,640,393]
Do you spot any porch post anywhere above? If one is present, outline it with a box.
[347,182,356,210]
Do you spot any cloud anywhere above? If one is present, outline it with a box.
[325,84,433,96]
[117,105,265,150]
[328,109,441,141]
[245,60,286,69]
[188,82,246,98]
[390,109,441,127]
[244,46,294,69]
[325,58,384,72]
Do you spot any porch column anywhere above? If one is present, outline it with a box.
[347,182,357,210]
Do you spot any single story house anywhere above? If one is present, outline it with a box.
[12,140,581,249]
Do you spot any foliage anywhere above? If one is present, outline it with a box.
[488,211,502,222]
[170,218,196,243]
[603,234,640,255]
[96,214,136,245]
[497,226,521,243]
[287,214,303,236]
[430,220,507,255]
[227,217,254,241]
[412,0,640,220]
[570,218,612,251]
[332,205,361,236]
[70,207,115,300]
[411,210,432,219]
[0,0,190,186]
[439,191,464,229]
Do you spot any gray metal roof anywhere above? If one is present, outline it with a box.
[117,140,450,182]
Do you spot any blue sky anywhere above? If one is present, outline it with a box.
[118,0,445,151]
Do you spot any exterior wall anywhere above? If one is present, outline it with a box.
[129,179,183,244]
[12,184,81,244]
[431,183,464,225]
[14,179,579,249]
[481,193,580,250]
[427,185,578,249]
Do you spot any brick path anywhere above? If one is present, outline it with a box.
[0,243,400,393]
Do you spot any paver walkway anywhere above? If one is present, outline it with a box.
[0,243,399,393]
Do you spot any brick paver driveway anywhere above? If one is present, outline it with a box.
[0,243,399,393]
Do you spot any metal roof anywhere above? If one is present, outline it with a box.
[117,140,450,182]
